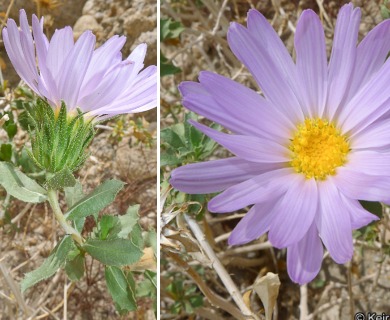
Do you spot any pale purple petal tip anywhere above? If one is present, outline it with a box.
[287,223,323,285]
[228,202,275,245]
[316,181,353,264]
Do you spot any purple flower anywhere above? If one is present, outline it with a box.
[170,4,390,284]
[2,10,156,118]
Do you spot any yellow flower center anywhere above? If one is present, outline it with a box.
[289,118,350,180]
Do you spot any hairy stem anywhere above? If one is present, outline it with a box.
[47,189,83,245]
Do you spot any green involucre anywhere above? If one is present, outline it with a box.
[27,99,95,174]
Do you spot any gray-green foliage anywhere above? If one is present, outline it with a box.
[21,235,75,292]
[160,112,219,166]
[160,18,184,77]
[65,179,125,221]
[46,167,77,190]
[83,205,144,267]
[137,270,157,298]
[0,92,154,315]
[64,248,85,282]
[64,181,84,207]
[83,238,143,266]
[381,0,390,19]
[0,162,47,203]
[105,266,137,314]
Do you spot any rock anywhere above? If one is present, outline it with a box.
[123,9,156,41]
[73,15,103,39]
[82,0,96,15]
[79,0,157,66]
[131,29,157,66]
[0,0,87,32]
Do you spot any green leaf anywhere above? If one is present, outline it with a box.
[160,150,182,167]
[145,230,157,255]
[64,181,84,208]
[136,280,150,298]
[130,224,144,250]
[83,238,143,266]
[189,125,204,148]
[0,162,47,203]
[105,266,137,313]
[161,63,182,77]
[65,253,85,281]
[64,181,86,232]
[5,123,17,139]
[100,215,120,240]
[117,205,140,239]
[189,295,204,309]
[21,235,75,292]
[381,0,390,19]
[161,126,186,149]
[359,201,383,218]
[17,148,40,173]
[74,217,86,234]
[144,270,157,290]
[65,179,125,221]
[136,271,157,313]
[160,18,185,41]
[46,167,76,190]
[0,144,12,161]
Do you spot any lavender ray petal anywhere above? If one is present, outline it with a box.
[338,58,390,135]
[268,175,318,248]
[346,151,390,176]
[3,19,39,93]
[326,3,361,120]
[46,26,74,81]
[343,19,390,104]
[189,120,290,163]
[197,71,293,140]
[287,222,323,285]
[351,119,390,151]
[339,193,379,230]
[170,157,281,194]
[295,9,327,118]
[228,202,275,246]
[333,167,390,202]
[316,180,353,264]
[208,168,293,213]
[57,31,95,110]
[227,21,304,124]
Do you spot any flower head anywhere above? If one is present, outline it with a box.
[2,9,157,118]
[170,4,390,284]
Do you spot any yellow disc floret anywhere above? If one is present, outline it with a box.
[289,118,350,180]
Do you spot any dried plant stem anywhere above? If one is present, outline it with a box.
[0,0,15,28]
[299,284,308,320]
[47,189,83,245]
[347,263,355,319]
[184,214,259,319]
[0,261,30,314]
[0,193,11,220]
[166,251,248,320]
[11,203,34,224]
[223,241,272,256]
